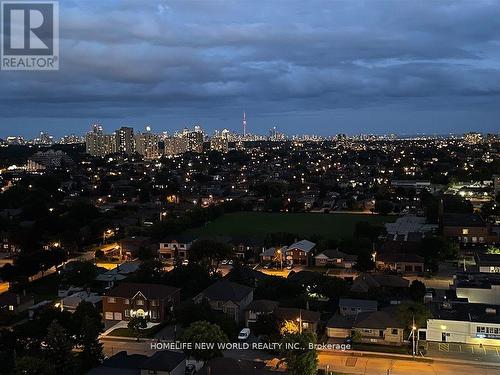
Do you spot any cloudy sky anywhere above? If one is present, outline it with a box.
[1,0,500,137]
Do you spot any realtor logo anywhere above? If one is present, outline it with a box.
[1,1,59,70]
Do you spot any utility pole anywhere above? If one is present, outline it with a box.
[412,315,417,358]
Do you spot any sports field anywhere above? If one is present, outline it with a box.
[184,212,395,240]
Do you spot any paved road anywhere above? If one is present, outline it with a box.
[318,352,500,375]
[101,337,500,375]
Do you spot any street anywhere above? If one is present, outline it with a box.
[318,352,500,375]
[100,337,500,375]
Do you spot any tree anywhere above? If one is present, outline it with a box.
[180,321,228,363]
[409,280,426,302]
[79,316,104,369]
[374,200,393,215]
[73,302,104,370]
[397,302,432,335]
[353,251,375,272]
[15,356,56,375]
[44,320,76,375]
[128,317,147,341]
[280,332,318,375]
[254,313,280,336]
[188,239,232,273]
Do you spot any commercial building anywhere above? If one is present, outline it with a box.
[424,301,500,346]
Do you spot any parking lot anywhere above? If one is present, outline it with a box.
[424,341,500,362]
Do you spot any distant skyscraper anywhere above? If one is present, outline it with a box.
[33,131,54,145]
[164,136,189,155]
[181,126,204,153]
[115,126,135,154]
[210,129,229,153]
[135,125,160,159]
[85,124,116,157]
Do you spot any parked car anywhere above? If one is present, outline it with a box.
[238,328,251,340]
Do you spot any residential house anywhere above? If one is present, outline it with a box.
[274,307,320,333]
[95,261,141,289]
[194,280,254,323]
[158,235,195,262]
[285,240,316,266]
[259,247,282,263]
[339,298,378,316]
[103,282,180,322]
[59,291,102,313]
[120,236,153,259]
[350,272,410,294]
[353,308,405,346]
[326,313,356,339]
[376,253,424,274]
[0,291,34,314]
[245,299,279,327]
[442,213,497,244]
[315,249,357,268]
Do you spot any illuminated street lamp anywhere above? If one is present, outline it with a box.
[296,309,302,334]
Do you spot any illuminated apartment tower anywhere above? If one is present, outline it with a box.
[115,126,135,155]
[135,125,160,159]
[182,126,204,153]
[210,129,229,153]
[85,124,116,157]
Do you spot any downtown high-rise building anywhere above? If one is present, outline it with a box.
[164,136,189,156]
[115,126,135,154]
[210,129,230,153]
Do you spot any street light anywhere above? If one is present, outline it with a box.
[296,309,302,334]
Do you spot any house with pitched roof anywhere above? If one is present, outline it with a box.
[285,240,316,266]
[102,282,180,322]
[194,280,254,323]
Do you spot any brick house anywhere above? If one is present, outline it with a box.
[285,240,316,266]
[442,213,497,244]
[375,253,424,274]
[103,282,180,322]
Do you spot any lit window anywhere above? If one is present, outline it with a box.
[108,297,116,303]
[136,299,144,306]
[125,299,130,305]
[462,229,469,235]
[8,305,14,311]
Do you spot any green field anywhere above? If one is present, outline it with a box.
[184,212,395,240]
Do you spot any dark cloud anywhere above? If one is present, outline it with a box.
[1,0,500,137]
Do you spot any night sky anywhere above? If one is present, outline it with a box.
[1,0,500,138]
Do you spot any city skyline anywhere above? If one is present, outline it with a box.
[1,0,500,136]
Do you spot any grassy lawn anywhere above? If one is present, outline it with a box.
[184,212,394,240]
